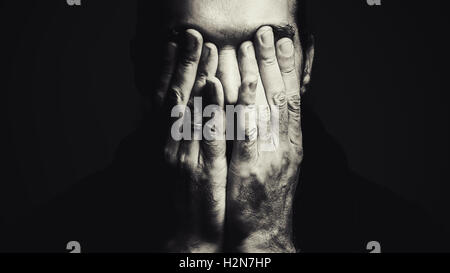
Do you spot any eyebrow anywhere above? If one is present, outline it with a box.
[169,23,296,46]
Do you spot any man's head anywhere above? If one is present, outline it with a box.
[167,0,297,45]
[133,0,314,104]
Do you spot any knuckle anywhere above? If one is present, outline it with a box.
[287,94,301,112]
[268,160,283,177]
[168,85,185,105]
[259,105,271,122]
[195,74,208,87]
[164,147,177,167]
[288,131,303,152]
[291,145,304,165]
[180,54,199,67]
[177,152,187,169]
[203,140,226,158]
[280,63,296,74]
[161,65,175,79]
[245,126,258,142]
[241,76,258,90]
[240,141,257,161]
[272,92,287,107]
[280,149,295,167]
[261,55,277,66]
[290,112,301,124]
[179,154,196,172]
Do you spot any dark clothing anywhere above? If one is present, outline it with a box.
[0,105,445,253]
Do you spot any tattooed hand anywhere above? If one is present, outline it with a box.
[156,29,227,253]
[226,26,304,253]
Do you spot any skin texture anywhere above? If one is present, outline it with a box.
[157,30,228,252]
[168,0,304,105]
[155,0,314,253]
[227,28,304,253]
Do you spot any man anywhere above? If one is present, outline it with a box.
[0,0,443,252]
[145,0,314,253]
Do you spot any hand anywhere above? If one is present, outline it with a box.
[226,26,303,253]
[155,29,227,253]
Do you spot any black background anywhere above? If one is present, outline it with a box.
[1,0,449,243]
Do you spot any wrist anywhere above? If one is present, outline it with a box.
[166,236,223,253]
[237,228,296,253]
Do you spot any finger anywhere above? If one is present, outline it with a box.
[257,104,273,151]
[180,43,219,168]
[234,41,259,162]
[192,43,219,97]
[166,29,203,109]
[155,42,178,108]
[177,96,201,172]
[202,78,226,160]
[276,38,299,97]
[175,98,200,172]
[276,38,302,147]
[254,26,288,137]
[199,78,228,232]
[165,29,203,165]
[238,42,259,106]
[187,43,219,111]
[237,43,272,149]
[217,48,241,105]
[178,128,201,172]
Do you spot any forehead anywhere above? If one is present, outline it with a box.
[168,0,296,45]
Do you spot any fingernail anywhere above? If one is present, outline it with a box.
[184,30,198,52]
[259,27,274,46]
[243,42,255,57]
[279,40,294,56]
